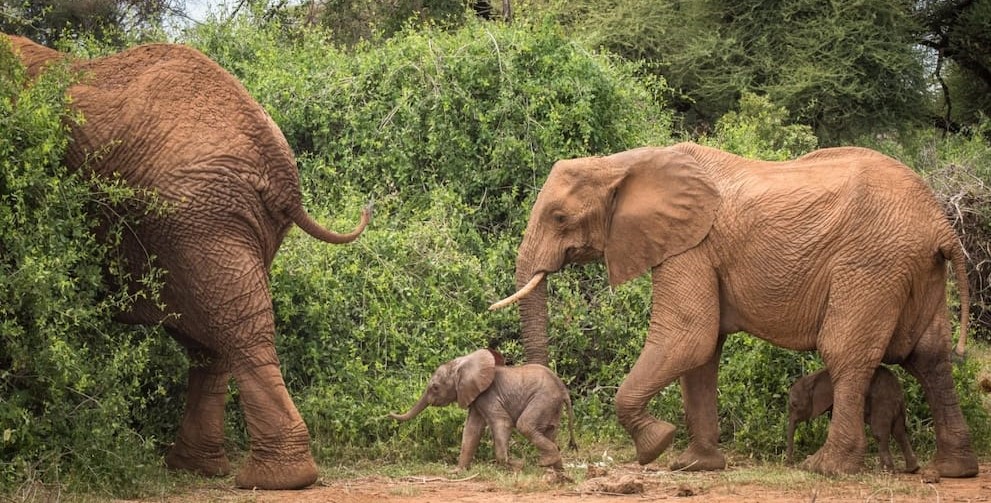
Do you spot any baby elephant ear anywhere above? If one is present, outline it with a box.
[454,349,497,408]
[604,147,719,286]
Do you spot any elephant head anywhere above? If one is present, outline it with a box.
[788,369,835,424]
[390,349,497,421]
[491,147,720,364]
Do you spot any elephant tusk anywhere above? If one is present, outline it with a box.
[489,272,546,311]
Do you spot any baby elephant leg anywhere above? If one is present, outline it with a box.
[869,418,896,472]
[892,411,919,473]
[457,409,487,471]
[488,416,520,470]
[517,410,564,470]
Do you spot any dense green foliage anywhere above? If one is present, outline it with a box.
[185,15,675,458]
[0,40,186,495]
[1,2,990,497]
[527,0,930,144]
[188,15,670,233]
[918,0,991,128]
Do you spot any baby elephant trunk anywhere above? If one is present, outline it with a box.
[389,392,430,422]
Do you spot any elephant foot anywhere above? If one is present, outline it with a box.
[543,468,573,485]
[632,420,676,466]
[538,453,564,470]
[903,461,920,474]
[928,453,978,478]
[165,441,231,477]
[799,445,864,476]
[670,443,726,472]
[234,452,318,490]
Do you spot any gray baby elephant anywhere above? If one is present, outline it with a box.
[390,348,577,471]
[787,366,918,473]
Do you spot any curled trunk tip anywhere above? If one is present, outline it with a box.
[389,393,430,422]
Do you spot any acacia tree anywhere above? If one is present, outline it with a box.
[918,0,991,129]
[526,0,930,143]
[0,0,184,45]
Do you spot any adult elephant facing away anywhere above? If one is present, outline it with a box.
[490,143,976,478]
[5,35,371,490]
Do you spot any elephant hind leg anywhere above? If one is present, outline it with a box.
[803,285,897,476]
[165,341,232,477]
[230,343,318,490]
[172,252,317,490]
[902,316,977,478]
[516,416,563,470]
[671,335,727,472]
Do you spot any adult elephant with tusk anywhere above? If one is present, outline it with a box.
[490,143,976,478]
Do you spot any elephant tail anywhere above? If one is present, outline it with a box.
[941,237,970,361]
[564,396,578,451]
[564,392,578,451]
[290,202,372,244]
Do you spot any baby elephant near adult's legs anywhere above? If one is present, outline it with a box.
[787,367,919,473]
[390,349,577,472]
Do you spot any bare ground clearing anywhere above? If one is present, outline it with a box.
[125,460,991,503]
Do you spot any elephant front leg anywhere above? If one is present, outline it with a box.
[458,409,488,471]
[165,346,232,477]
[615,340,679,465]
[617,262,719,466]
[891,411,919,473]
[671,336,726,471]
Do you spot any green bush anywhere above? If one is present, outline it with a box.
[701,92,819,160]
[185,15,676,462]
[188,16,672,233]
[0,38,184,496]
[270,187,517,462]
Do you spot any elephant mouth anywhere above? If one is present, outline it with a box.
[565,245,602,264]
[489,271,546,311]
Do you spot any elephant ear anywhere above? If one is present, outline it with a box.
[604,147,720,286]
[454,349,497,408]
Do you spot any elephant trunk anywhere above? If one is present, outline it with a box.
[513,250,550,365]
[389,392,430,422]
[517,275,549,365]
[488,226,554,365]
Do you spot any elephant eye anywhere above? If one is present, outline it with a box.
[551,211,568,225]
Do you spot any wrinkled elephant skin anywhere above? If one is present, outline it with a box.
[788,366,919,473]
[493,143,976,478]
[5,34,372,489]
[391,349,577,472]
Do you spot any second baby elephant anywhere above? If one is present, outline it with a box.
[390,349,577,471]
[787,366,918,473]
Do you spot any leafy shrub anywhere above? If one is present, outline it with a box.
[270,187,518,462]
[0,38,184,496]
[184,14,676,462]
[188,16,672,234]
[701,93,818,160]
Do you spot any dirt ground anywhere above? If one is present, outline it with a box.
[135,462,991,503]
